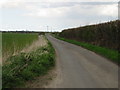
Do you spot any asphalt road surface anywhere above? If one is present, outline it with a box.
[46,34,118,88]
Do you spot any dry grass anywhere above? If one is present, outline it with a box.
[2,39,55,88]
[21,35,47,53]
[3,35,47,64]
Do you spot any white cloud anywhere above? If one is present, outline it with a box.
[1,0,119,3]
[73,4,118,17]
[21,2,118,19]
[2,2,23,8]
[1,0,118,18]
[100,4,118,17]
[23,6,70,18]
[0,0,119,8]
[0,0,118,31]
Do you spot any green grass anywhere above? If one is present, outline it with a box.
[0,32,2,58]
[2,33,38,58]
[54,35,119,64]
[2,41,55,88]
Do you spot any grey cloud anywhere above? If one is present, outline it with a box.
[35,2,117,8]
[25,2,117,9]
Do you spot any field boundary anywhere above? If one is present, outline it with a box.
[2,36,55,88]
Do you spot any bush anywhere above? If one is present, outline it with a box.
[2,41,55,88]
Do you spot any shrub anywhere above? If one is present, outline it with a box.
[2,41,55,88]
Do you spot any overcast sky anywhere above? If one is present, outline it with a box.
[0,0,119,32]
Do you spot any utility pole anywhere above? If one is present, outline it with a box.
[47,26,49,32]
[51,27,52,32]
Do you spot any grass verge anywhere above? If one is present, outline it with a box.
[53,34,119,65]
[2,40,55,88]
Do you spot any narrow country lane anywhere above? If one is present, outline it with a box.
[46,34,118,88]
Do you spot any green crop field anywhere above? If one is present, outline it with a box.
[2,33,38,61]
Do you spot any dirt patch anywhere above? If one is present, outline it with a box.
[25,47,62,88]
[25,67,57,88]
[3,35,47,64]
[21,35,47,53]
[23,35,59,88]
[44,51,63,88]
